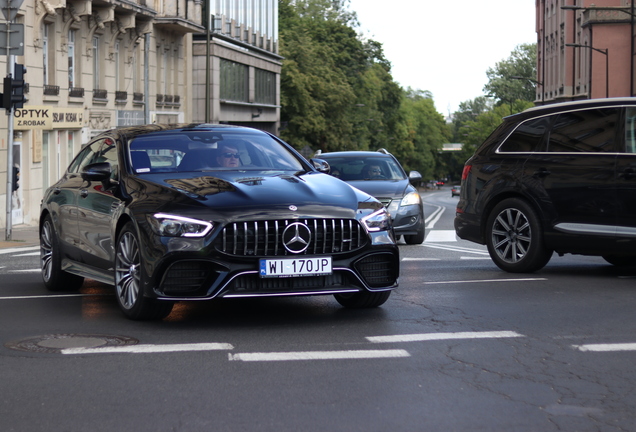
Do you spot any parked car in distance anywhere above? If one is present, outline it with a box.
[40,124,399,320]
[451,185,461,197]
[317,149,425,244]
[455,97,636,273]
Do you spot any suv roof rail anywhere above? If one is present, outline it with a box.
[376,148,390,154]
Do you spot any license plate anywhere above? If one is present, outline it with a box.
[259,257,332,278]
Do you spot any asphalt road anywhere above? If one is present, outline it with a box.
[1,189,636,432]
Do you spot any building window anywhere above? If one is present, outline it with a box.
[68,30,75,88]
[42,131,50,189]
[68,131,76,165]
[92,36,100,89]
[220,59,248,102]
[255,68,275,105]
[132,46,139,94]
[43,24,49,85]
[115,41,121,90]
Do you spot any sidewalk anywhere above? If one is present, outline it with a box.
[0,225,39,249]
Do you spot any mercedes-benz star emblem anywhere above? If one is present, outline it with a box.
[282,222,311,254]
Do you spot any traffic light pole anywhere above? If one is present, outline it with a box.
[4,52,14,240]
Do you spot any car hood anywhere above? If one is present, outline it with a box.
[127,171,377,221]
[346,179,411,199]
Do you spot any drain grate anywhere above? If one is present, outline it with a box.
[5,334,139,354]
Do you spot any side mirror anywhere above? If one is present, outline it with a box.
[408,170,422,185]
[310,158,330,174]
[81,162,112,182]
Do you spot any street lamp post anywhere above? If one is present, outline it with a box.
[511,76,544,103]
[566,43,609,98]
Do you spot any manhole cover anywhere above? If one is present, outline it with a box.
[5,334,139,354]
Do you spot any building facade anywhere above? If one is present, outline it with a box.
[537,0,636,105]
[0,0,281,230]
[191,0,281,135]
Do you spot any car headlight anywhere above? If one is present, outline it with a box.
[149,213,213,238]
[360,208,391,232]
[400,191,421,206]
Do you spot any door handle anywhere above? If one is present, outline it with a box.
[533,168,551,178]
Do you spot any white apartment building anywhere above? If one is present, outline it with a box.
[1,0,280,230]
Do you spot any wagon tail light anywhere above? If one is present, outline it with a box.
[461,165,472,180]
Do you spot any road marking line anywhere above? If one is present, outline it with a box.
[422,278,546,285]
[402,258,440,261]
[423,243,489,255]
[0,246,39,255]
[425,230,457,242]
[228,349,410,362]
[424,205,444,226]
[573,343,636,352]
[62,342,234,355]
[13,252,40,257]
[0,294,108,300]
[367,331,525,343]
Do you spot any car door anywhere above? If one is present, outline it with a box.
[520,107,619,250]
[46,144,98,263]
[77,137,123,271]
[614,106,636,251]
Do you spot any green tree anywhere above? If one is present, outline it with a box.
[483,43,537,105]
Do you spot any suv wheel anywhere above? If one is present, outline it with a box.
[486,198,552,273]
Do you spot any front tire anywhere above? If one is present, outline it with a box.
[115,223,173,320]
[40,215,84,291]
[486,198,552,273]
[334,290,391,308]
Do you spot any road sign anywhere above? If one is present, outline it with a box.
[0,23,24,56]
[0,0,24,21]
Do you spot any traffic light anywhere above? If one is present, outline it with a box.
[12,166,19,191]
[11,63,26,109]
[2,63,27,110]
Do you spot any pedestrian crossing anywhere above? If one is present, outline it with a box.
[425,229,457,242]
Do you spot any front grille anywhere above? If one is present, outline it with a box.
[355,253,398,288]
[216,218,367,257]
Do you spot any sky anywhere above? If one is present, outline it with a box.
[346,0,537,116]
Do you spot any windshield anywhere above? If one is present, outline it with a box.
[128,131,305,174]
[323,156,406,181]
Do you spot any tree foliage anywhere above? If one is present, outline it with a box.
[278,0,449,177]
[483,43,537,105]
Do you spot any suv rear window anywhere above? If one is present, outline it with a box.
[499,117,549,153]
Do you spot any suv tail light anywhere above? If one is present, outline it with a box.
[461,165,472,180]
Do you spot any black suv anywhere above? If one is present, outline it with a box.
[455,98,636,272]
[318,150,425,244]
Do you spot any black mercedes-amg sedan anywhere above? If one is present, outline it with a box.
[40,124,399,320]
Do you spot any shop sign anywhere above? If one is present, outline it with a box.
[14,106,84,130]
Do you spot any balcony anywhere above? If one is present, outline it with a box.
[69,87,84,98]
[93,89,107,101]
[115,91,128,103]
[44,85,59,96]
